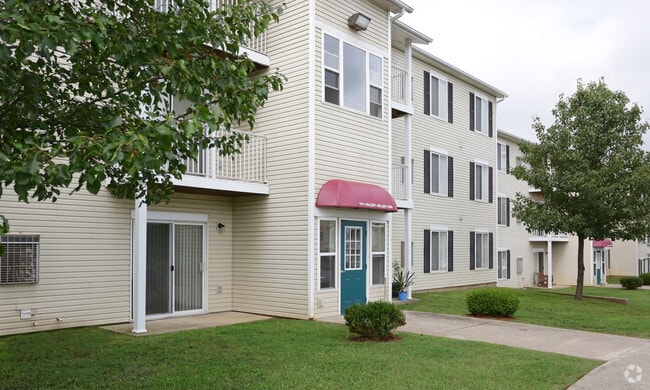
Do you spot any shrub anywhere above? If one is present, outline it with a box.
[640,273,650,286]
[621,276,644,290]
[466,288,520,318]
[344,301,406,340]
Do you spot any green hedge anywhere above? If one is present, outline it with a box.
[621,276,644,290]
[466,288,520,318]
[639,273,650,286]
[344,301,406,340]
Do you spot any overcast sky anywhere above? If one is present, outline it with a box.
[400,0,650,144]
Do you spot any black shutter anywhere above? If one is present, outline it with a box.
[447,82,453,123]
[507,250,511,279]
[469,232,475,270]
[448,231,454,272]
[506,198,510,226]
[496,144,501,171]
[488,101,493,137]
[424,150,430,194]
[424,71,430,115]
[488,167,494,203]
[489,233,494,269]
[469,92,475,131]
[424,230,431,273]
[447,156,454,198]
[505,145,510,172]
[469,162,475,200]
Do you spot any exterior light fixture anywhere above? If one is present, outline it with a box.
[348,12,371,31]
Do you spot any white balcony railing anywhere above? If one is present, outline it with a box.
[155,0,267,55]
[530,230,569,241]
[391,162,408,201]
[391,66,408,106]
[185,128,267,184]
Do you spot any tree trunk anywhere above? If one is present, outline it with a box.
[575,234,585,301]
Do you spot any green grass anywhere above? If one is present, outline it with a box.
[407,286,650,338]
[606,276,622,284]
[0,319,597,389]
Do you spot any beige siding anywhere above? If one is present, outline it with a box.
[608,240,639,277]
[231,0,312,319]
[316,0,389,51]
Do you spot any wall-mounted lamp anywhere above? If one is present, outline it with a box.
[217,222,226,230]
[348,12,371,31]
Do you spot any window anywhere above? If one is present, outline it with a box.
[424,71,453,123]
[319,220,336,289]
[497,196,510,226]
[424,150,453,197]
[323,33,383,118]
[497,142,509,172]
[470,231,493,270]
[498,250,510,279]
[371,223,386,285]
[1,235,39,284]
[469,92,493,137]
[469,162,492,202]
[424,229,453,273]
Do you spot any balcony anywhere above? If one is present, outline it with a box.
[529,230,570,242]
[391,162,413,209]
[172,128,269,194]
[155,0,269,66]
[391,66,412,117]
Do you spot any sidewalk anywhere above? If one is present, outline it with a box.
[320,311,650,389]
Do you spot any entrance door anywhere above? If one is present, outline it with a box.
[340,220,367,313]
[146,222,204,316]
[593,250,604,285]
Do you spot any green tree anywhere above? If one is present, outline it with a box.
[0,0,284,252]
[512,79,650,300]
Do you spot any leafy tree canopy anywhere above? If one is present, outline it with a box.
[0,0,285,240]
[511,79,650,299]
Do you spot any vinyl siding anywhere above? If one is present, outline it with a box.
[608,240,638,277]
[231,0,311,318]
[316,0,389,52]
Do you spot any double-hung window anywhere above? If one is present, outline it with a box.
[469,162,492,202]
[498,250,510,279]
[424,228,453,273]
[371,222,386,285]
[470,231,493,270]
[0,235,40,284]
[497,142,509,172]
[498,196,510,226]
[319,220,336,289]
[424,149,453,197]
[424,70,453,122]
[469,92,493,136]
[323,33,383,118]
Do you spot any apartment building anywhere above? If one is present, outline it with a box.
[0,0,508,335]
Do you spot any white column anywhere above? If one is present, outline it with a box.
[404,38,413,299]
[547,237,553,289]
[132,197,148,334]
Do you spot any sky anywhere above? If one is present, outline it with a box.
[399,0,650,144]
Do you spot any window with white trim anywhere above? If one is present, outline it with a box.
[470,231,492,270]
[323,33,383,118]
[430,231,447,271]
[424,70,453,122]
[0,235,40,284]
[424,150,453,197]
[371,222,386,285]
[497,142,509,172]
[498,250,510,279]
[498,196,510,226]
[469,92,492,136]
[470,162,492,202]
[319,220,336,289]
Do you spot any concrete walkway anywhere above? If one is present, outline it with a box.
[320,311,650,389]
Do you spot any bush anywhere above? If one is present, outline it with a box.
[344,301,406,340]
[621,276,644,290]
[466,288,520,318]
[640,273,650,286]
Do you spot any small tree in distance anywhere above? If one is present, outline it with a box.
[512,78,650,300]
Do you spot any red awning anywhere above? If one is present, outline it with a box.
[316,179,397,212]
[593,238,613,248]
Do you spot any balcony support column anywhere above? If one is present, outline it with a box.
[547,236,553,289]
[132,194,148,333]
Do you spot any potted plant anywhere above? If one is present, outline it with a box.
[393,267,415,301]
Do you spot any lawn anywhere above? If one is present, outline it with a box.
[0,319,598,389]
[407,286,650,338]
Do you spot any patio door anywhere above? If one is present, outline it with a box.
[146,223,204,316]
[340,220,367,313]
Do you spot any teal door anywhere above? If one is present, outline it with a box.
[340,220,367,313]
